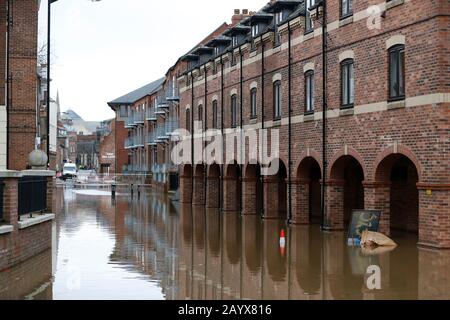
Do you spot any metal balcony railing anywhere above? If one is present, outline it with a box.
[134,110,145,124]
[146,107,157,121]
[156,93,169,109]
[124,137,134,149]
[147,132,157,146]
[166,83,180,101]
[156,124,169,142]
[125,113,135,128]
[165,117,179,136]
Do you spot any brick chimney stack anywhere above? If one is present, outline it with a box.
[231,9,252,26]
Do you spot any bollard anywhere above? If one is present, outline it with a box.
[138,184,141,199]
[111,184,116,199]
[131,184,134,198]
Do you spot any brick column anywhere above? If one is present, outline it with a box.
[417,184,450,249]
[2,176,19,225]
[46,177,55,213]
[192,174,206,206]
[324,179,345,230]
[206,176,220,208]
[179,175,192,204]
[242,177,258,215]
[363,181,391,235]
[263,176,279,219]
[291,179,310,225]
[223,177,239,212]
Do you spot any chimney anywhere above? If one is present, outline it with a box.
[231,9,252,26]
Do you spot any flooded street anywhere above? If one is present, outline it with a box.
[1,186,449,300]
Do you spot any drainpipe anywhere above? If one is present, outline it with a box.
[239,47,243,213]
[288,21,293,223]
[190,72,194,204]
[260,35,265,217]
[321,1,328,231]
[5,0,12,170]
[204,65,208,205]
[220,56,225,211]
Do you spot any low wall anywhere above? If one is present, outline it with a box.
[0,170,55,272]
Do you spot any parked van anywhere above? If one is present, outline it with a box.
[62,163,77,180]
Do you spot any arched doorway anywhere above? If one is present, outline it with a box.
[206,163,221,209]
[294,157,322,224]
[375,154,419,236]
[243,163,263,215]
[180,164,192,203]
[328,155,365,230]
[263,159,287,219]
[223,161,242,212]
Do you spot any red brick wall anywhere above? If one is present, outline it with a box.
[178,0,450,247]
[114,118,128,173]
[99,121,116,173]
[7,0,39,170]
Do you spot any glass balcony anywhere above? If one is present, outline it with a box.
[134,110,145,124]
[166,84,180,101]
[156,124,169,143]
[146,132,157,146]
[156,93,169,109]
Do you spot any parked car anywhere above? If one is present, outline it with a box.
[62,163,77,180]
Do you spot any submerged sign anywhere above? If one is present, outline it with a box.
[347,210,381,246]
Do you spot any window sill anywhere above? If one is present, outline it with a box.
[386,0,404,10]
[339,15,353,27]
[272,119,282,127]
[272,46,281,53]
[303,113,315,122]
[249,117,258,125]
[340,107,355,117]
[18,214,55,230]
[249,50,258,58]
[303,31,314,42]
[387,100,406,110]
[0,225,14,235]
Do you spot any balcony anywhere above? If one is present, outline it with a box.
[124,114,135,129]
[146,132,157,146]
[134,135,145,147]
[146,107,157,121]
[124,137,134,149]
[134,110,145,125]
[156,124,169,143]
[165,117,179,136]
[166,84,180,101]
[156,93,169,109]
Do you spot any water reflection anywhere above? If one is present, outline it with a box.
[1,187,449,300]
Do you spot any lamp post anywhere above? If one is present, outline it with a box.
[46,0,102,168]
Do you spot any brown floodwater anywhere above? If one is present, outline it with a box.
[1,186,449,300]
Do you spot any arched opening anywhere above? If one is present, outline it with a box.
[376,154,419,236]
[329,156,365,228]
[263,159,287,219]
[243,163,263,215]
[223,161,242,212]
[297,157,322,224]
[206,163,221,209]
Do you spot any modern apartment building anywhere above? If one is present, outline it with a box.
[175,0,449,249]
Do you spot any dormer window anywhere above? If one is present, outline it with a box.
[252,24,259,37]
[232,36,238,47]
[275,11,284,25]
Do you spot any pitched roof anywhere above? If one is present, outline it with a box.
[107,77,165,108]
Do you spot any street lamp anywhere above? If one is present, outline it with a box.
[46,0,102,168]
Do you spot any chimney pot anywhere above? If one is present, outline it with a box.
[234,9,240,14]
[242,9,248,14]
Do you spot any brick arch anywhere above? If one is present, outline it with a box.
[225,161,241,178]
[180,164,192,177]
[294,149,323,179]
[373,145,422,182]
[328,146,367,179]
[243,162,261,178]
[194,163,206,177]
[207,162,221,177]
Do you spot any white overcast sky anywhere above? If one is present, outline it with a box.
[38,0,265,121]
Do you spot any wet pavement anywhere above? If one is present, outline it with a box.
[1,186,449,300]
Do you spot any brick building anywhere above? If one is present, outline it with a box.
[98,119,116,174]
[175,0,450,249]
[0,0,40,171]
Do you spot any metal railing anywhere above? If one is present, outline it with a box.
[147,131,157,145]
[165,117,179,136]
[156,124,169,142]
[18,176,47,219]
[156,93,169,108]
[0,179,4,222]
[125,113,135,128]
[134,110,145,124]
[166,84,180,101]
[125,137,134,149]
[146,107,157,121]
